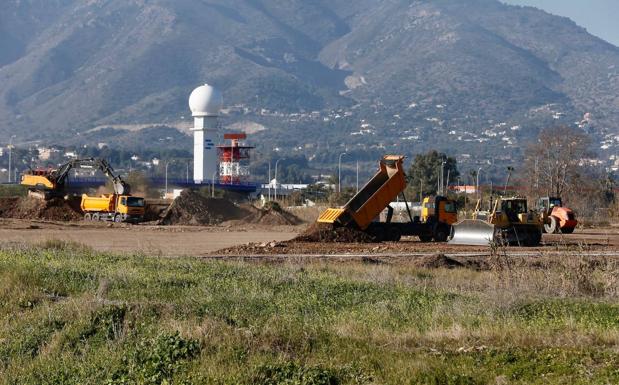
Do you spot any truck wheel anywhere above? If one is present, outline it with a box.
[419,235,433,242]
[114,214,122,223]
[560,227,575,234]
[92,213,100,222]
[389,228,402,242]
[544,216,558,234]
[433,227,449,242]
[84,213,92,221]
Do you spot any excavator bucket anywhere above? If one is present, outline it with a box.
[449,219,497,246]
[317,208,346,224]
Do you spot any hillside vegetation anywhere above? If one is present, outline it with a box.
[1,0,618,154]
[1,241,618,384]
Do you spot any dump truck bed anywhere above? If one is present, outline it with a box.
[318,155,407,230]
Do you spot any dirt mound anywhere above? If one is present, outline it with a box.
[158,189,251,226]
[143,199,171,222]
[248,202,303,226]
[294,223,375,243]
[413,254,464,269]
[0,197,83,221]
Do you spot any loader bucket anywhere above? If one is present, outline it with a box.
[449,219,497,246]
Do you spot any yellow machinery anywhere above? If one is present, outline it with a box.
[318,155,457,242]
[21,157,144,223]
[450,196,542,246]
[21,158,130,199]
[81,194,145,223]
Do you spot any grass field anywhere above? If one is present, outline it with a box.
[1,241,618,384]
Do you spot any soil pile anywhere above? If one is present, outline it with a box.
[143,199,171,222]
[294,223,375,243]
[0,197,83,221]
[158,190,251,226]
[248,202,303,226]
[413,254,464,269]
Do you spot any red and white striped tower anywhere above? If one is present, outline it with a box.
[217,133,254,184]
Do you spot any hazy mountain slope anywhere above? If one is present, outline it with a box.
[319,0,569,119]
[0,0,617,147]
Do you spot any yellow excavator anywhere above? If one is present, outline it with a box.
[318,155,458,242]
[449,196,542,246]
[21,158,130,199]
[21,158,144,223]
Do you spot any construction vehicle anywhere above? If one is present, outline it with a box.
[317,155,458,242]
[81,194,145,223]
[21,157,144,223]
[536,196,577,234]
[21,158,130,199]
[450,196,542,246]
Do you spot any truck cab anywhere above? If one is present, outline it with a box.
[421,196,458,225]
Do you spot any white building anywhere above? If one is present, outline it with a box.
[188,84,223,184]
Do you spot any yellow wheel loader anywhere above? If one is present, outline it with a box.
[449,197,542,246]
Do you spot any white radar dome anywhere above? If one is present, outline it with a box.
[189,84,223,117]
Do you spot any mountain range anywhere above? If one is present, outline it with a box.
[0,0,618,161]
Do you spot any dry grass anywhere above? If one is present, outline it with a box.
[0,242,618,384]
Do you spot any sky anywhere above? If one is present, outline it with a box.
[502,0,619,47]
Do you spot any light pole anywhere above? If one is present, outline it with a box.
[476,167,482,200]
[440,158,446,195]
[211,170,218,198]
[274,158,284,200]
[165,161,171,196]
[356,160,359,192]
[338,152,347,193]
[268,161,271,200]
[8,135,15,183]
[504,166,514,195]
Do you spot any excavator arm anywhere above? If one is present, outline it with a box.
[22,158,130,197]
[51,158,131,195]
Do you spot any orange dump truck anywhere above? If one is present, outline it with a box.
[81,194,145,223]
[318,155,457,242]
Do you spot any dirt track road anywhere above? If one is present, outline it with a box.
[0,218,617,257]
[0,219,298,256]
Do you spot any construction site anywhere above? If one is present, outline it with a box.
[0,85,616,260]
[2,87,619,385]
[0,152,617,261]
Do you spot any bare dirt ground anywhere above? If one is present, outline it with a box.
[0,217,616,258]
[213,227,619,257]
[0,218,299,256]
